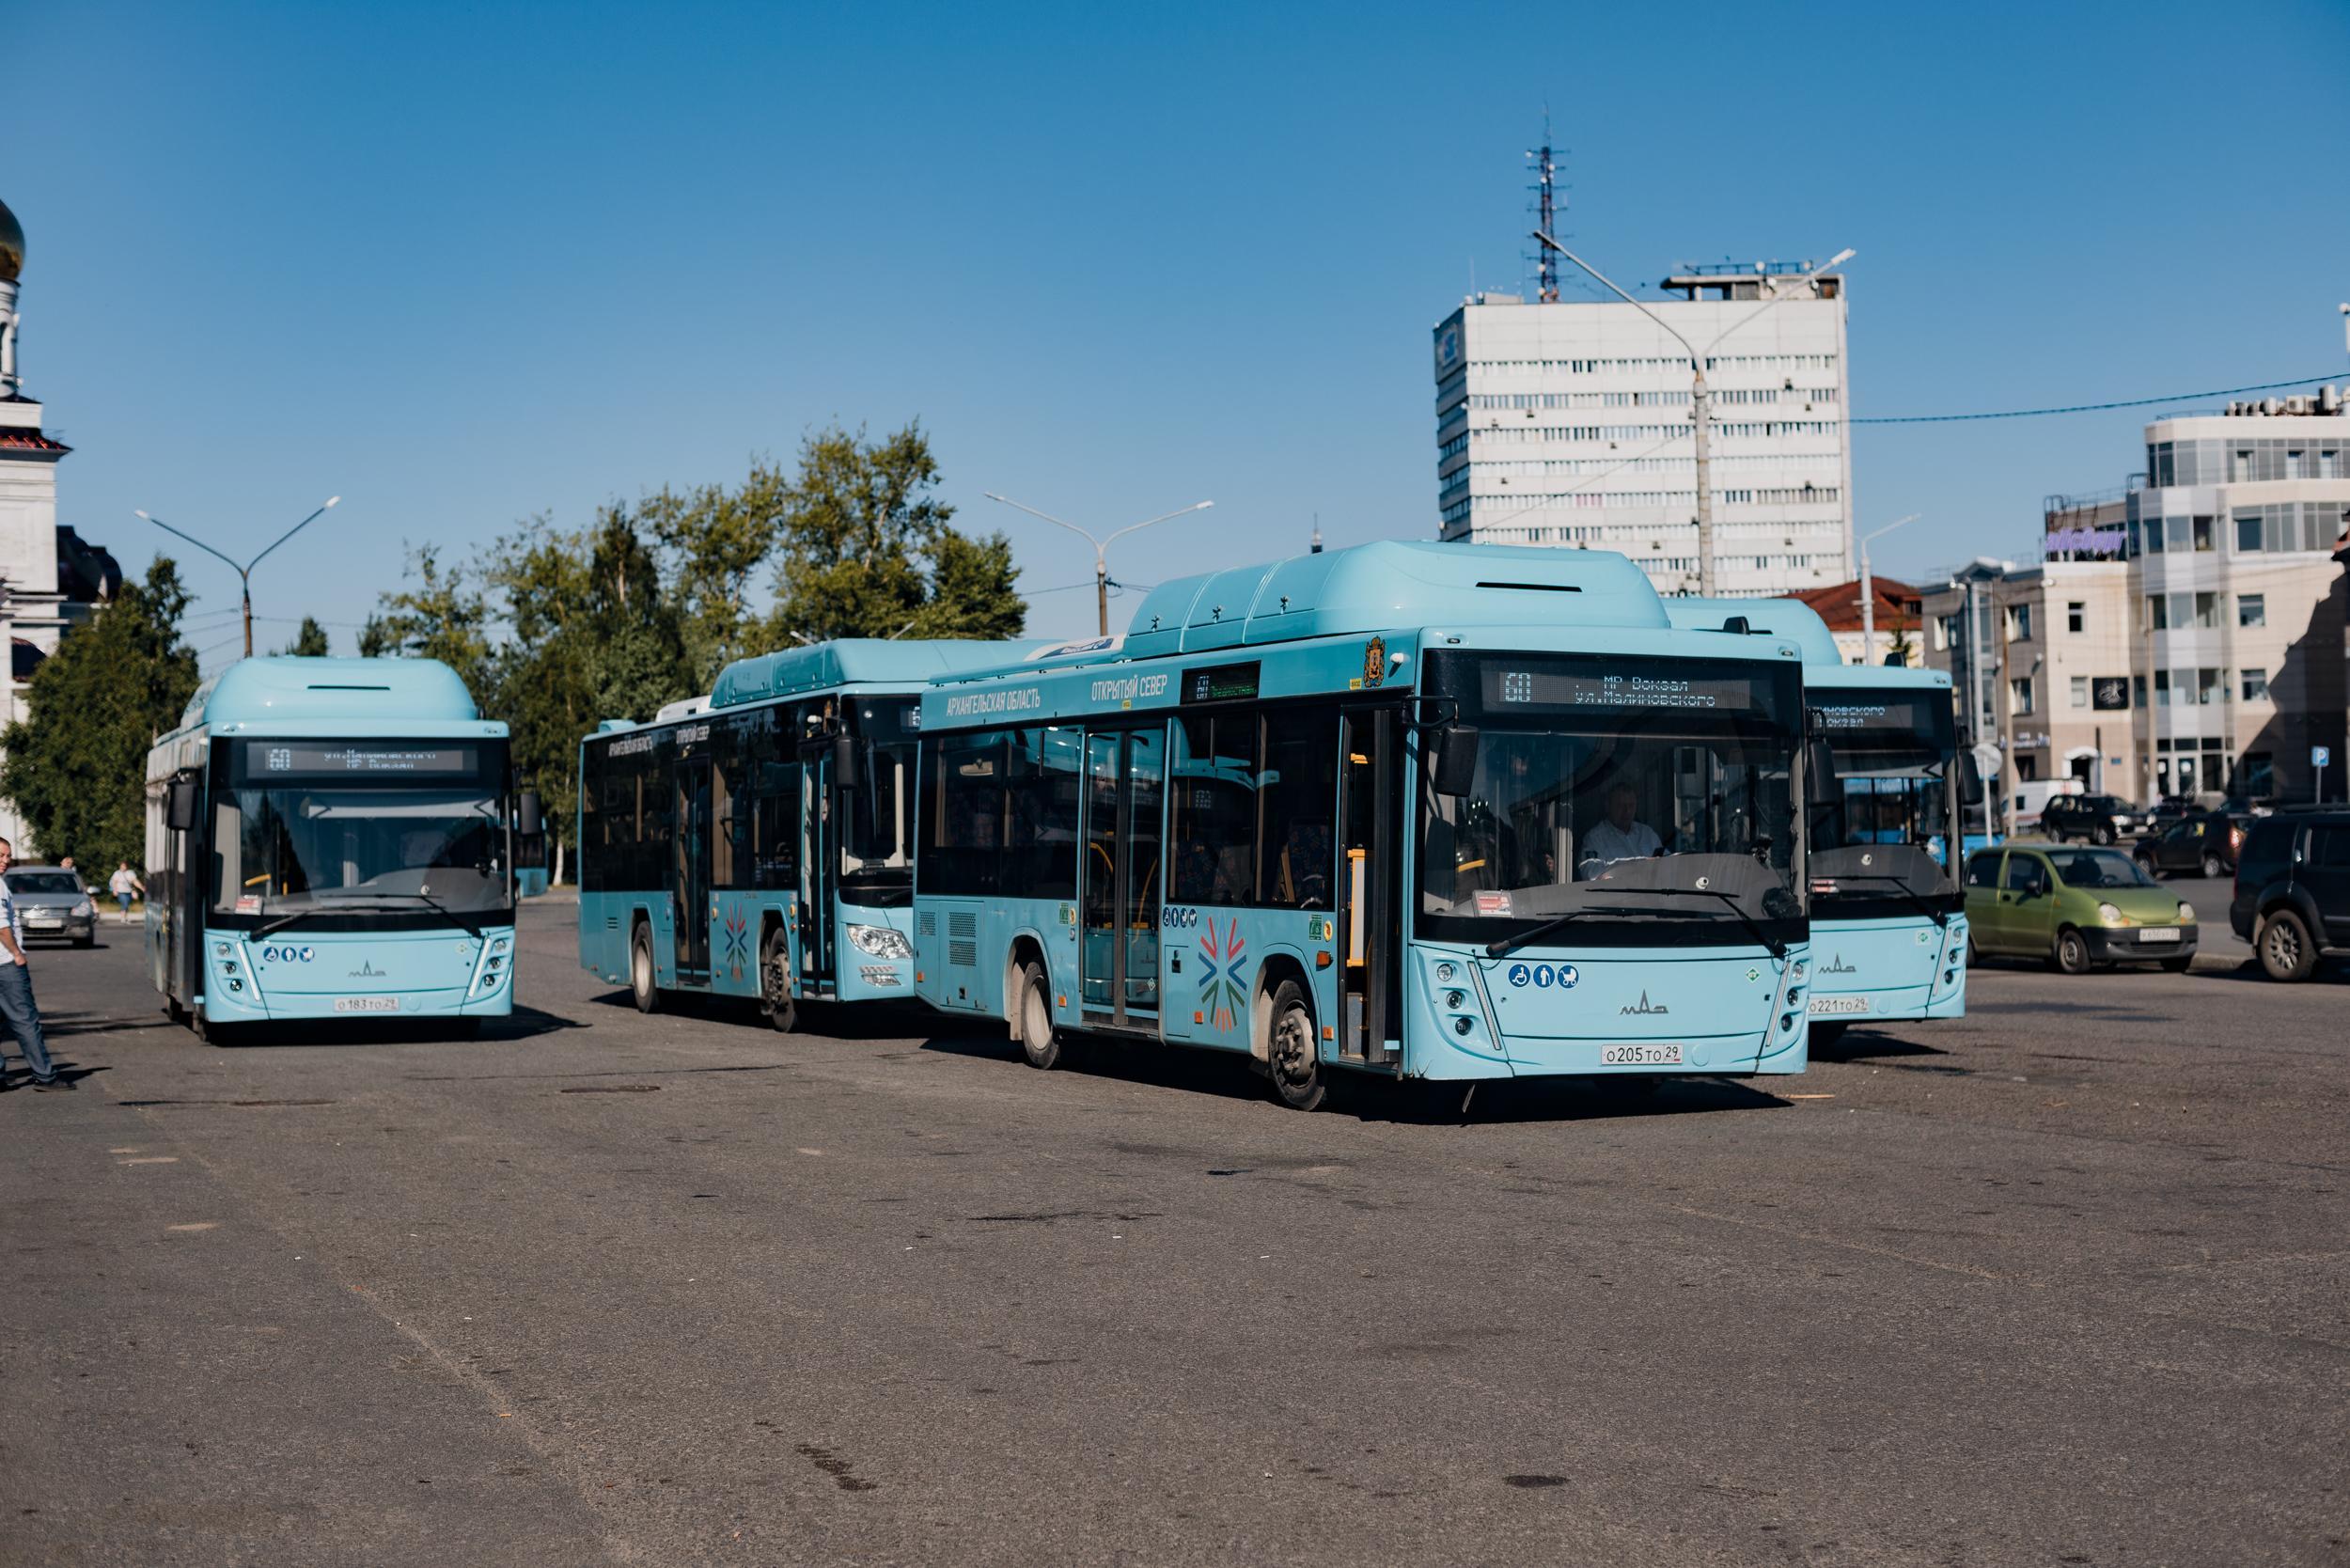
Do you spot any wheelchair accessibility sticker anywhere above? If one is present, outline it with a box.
[1504,963,1577,990]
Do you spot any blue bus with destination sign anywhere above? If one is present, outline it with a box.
[1666,599,1971,1044]
[142,657,541,1042]
[911,541,1820,1110]
[574,639,1037,1025]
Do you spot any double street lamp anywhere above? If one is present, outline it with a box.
[136,495,341,659]
[985,493,1214,637]
[1528,233,1853,597]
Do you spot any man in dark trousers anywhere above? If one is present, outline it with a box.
[0,837,66,1090]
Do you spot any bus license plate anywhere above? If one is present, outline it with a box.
[2137,928,2182,944]
[1601,1043,1682,1067]
[1809,995,1871,1016]
[334,996,400,1013]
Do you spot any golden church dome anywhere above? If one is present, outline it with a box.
[0,198,23,284]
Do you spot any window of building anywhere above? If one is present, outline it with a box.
[2194,592,2219,630]
[2145,594,2168,632]
[2237,513,2264,553]
[2239,593,2265,628]
[2166,516,2192,551]
[2241,667,2269,702]
[2197,667,2224,706]
[2010,677,2035,715]
[2066,601,2085,634]
[2170,592,2194,631]
[2193,515,2214,552]
[2153,669,2170,707]
[2069,675,2089,708]
[2131,674,2147,709]
[2005,604,2033,642]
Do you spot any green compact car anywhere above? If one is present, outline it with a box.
[1963,843,2199,974]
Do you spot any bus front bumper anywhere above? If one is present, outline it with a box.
[198,927,517,1020]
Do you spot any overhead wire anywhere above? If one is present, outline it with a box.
[1852,373,2344,426]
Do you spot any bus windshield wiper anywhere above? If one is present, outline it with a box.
[1584,886,1790,960]
[358,888,489,935]
[1810,871,1952,926]
[1482,905,1660,959]
[251,906,328,941]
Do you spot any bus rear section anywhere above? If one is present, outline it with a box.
[144,658,529,1043]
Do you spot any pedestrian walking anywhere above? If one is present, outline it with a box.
[0,837,66,1090]
[108,860,145,924]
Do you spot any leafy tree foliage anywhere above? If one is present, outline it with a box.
[0,558,200,868]
[280,616,331,657]
[357,545,493,698]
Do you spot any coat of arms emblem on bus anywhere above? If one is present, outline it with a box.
[1363,636,1386,687]
[1198,916,1247,1033]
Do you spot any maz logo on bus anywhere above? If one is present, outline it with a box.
[1504,963,1577,991]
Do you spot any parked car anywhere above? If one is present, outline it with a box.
[2134,810,2246,879]
[2230,808,2350,981]
[2040,793,2142,845]
[3,865,97,947]
[2007,777,2086,832]
[1964,843,2198,973]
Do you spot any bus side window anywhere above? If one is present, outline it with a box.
[1171,713,1256,905]
[1259,704,1340,909]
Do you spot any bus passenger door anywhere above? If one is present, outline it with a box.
[1338,709,1402,1067]
[1079,728,1162,1030]
[803,741,835,993]
[674,751,712,981]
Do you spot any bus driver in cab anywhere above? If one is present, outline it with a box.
[1577,783,1663,879]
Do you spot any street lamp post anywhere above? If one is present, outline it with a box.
[1857,512,1920,666]
[136,496,341,658]
[984,494,1214,637]
[1528,234,1853,597]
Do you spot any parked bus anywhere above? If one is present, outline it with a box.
[142,657,539,1043]
[1666,600,1970,1045]
[575,639,1035,1024]
[912,541,1819,1110]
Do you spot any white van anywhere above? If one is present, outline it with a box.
[2011,777,2086,831]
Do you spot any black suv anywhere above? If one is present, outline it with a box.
[2231,809,2350,980]
[2135,810,2246,879]
[2040,794,2137,845]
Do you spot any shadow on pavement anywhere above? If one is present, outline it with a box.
[1808,1028,1950,1064]
[588,986,937,1040]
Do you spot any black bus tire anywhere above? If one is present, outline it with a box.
[1017,962,1062,1071]
[1266,978,1326,1112]
[630,924,661,1014]
[761,928,796,1032]
[1810,1020,1848,1049]
[194,1008,238,1047]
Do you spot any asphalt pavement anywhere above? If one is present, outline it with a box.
[3,900,2344,1566]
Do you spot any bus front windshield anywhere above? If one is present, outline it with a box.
[209,740,512,922]
[1416,651,1806,950]
[840,699,916,902]
[1809,687,1960,913]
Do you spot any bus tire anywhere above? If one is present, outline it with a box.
[1810,1020,1848,1048]
[1016,962,1062,1071]
[761,928,796,1033]
[2257,910,2317,982]
[1265,978,1325,1112]
[194,1008,238,1047]
[630,923,661,1014]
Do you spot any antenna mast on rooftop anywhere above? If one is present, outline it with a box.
[1526,113,1562,303]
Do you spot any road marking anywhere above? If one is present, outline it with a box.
[109,1146,142,1154]
[165,1222,217,1232]
[119,1156,180,1165]
[795,1148,822,1156]
[1785,1093,1837,1101]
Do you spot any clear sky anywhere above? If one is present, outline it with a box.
[12,0,2350,666]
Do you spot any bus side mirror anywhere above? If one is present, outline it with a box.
[1432,726,1480,796]
[1805,740,1837,798]
[1959,753,1987,808]
[833,733,862,790]
[517,789,543,839]
[165,776,198,832]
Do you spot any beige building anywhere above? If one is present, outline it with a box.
[1922,394,2350,807]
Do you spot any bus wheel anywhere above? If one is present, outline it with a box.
[1810,1020,1848,1049]
[194,1008,238,1047]
[761,929,797,1033]
[1016,962,1063,1070]
[1266,978,1326,1112]
[630,925,661,1014]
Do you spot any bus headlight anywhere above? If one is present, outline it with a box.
[846,924,913,959]
[2096,902,2124,926]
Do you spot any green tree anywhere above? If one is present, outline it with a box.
[357,544,493,703]
[767,422,1025,643]
[639,460,789,686]
[0,557,201,869]
[279,616,331,657]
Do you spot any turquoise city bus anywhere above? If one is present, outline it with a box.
[1666,599,1969,1045]
[575,639,1035,1024]
[911,541,1820,1110]
[142,657,537,1043]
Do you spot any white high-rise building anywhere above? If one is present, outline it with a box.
[1432,263,1855,597]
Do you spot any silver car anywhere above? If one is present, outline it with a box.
[6,866,97,947]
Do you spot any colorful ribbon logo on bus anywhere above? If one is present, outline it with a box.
[721,903,751,983]
[1198,916,1247,1033]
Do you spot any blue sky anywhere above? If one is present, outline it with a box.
[13,0,2349,665]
